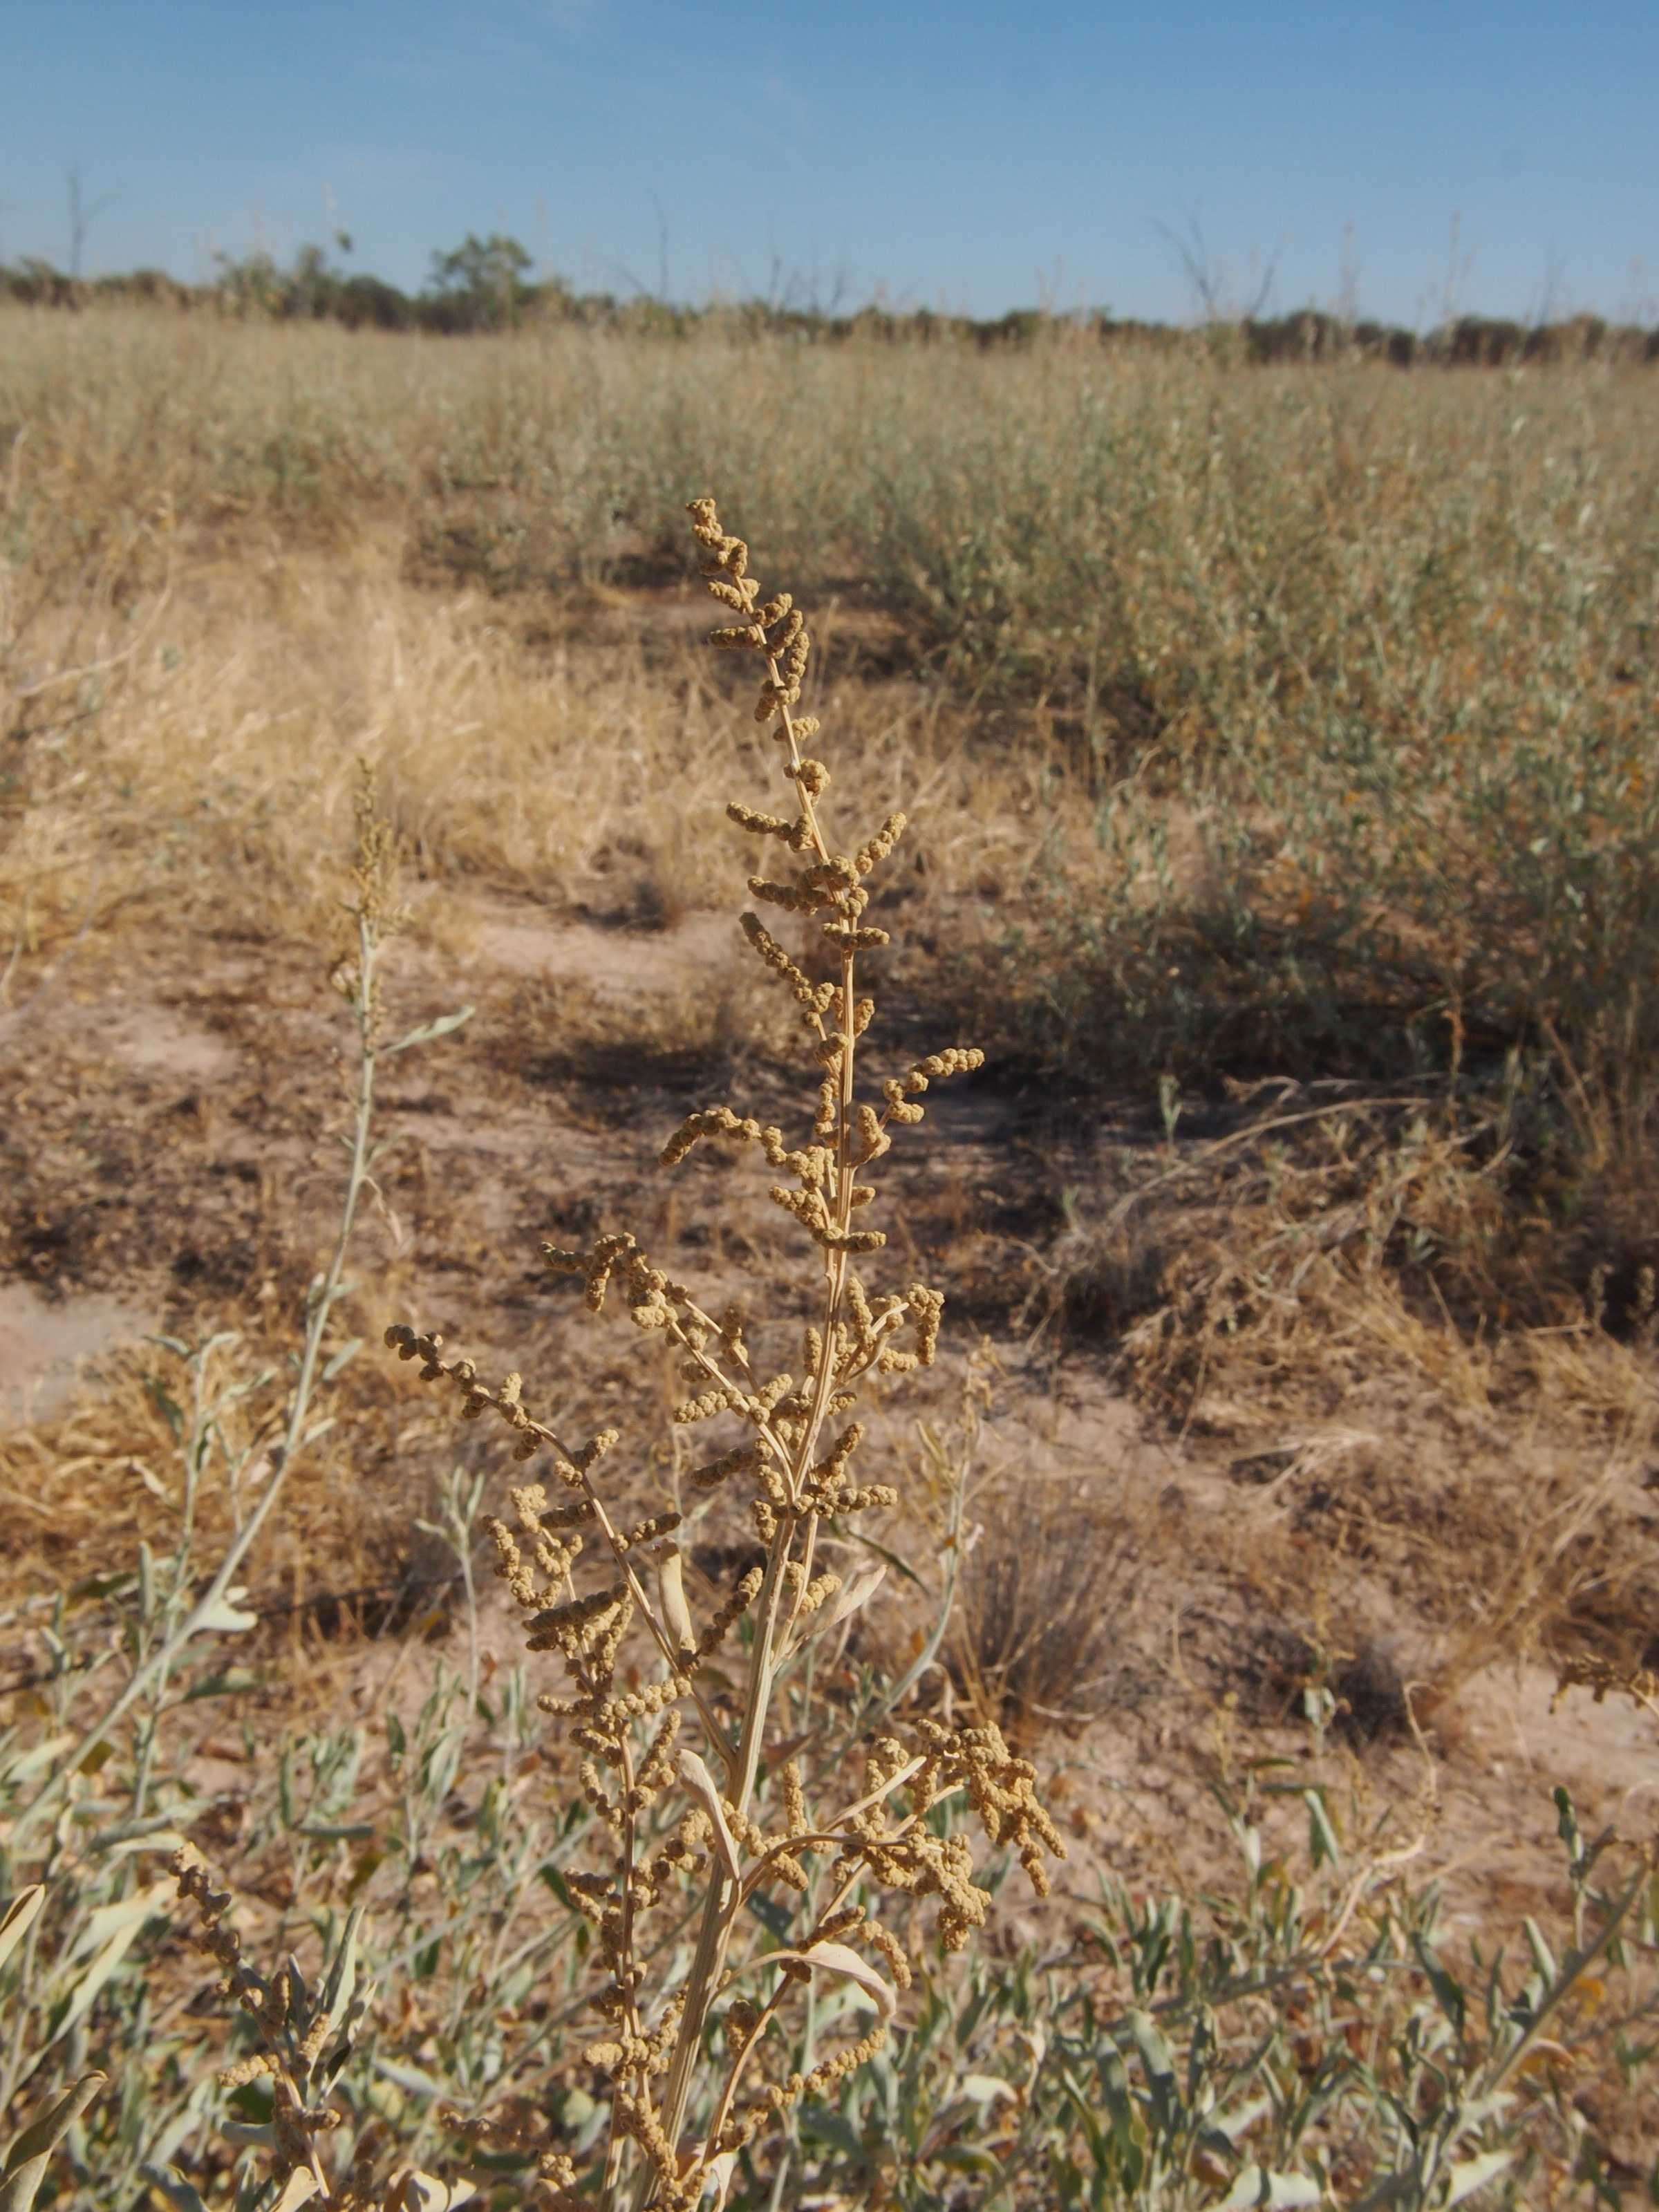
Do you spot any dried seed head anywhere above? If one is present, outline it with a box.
[376,500,1061,2180]
[706,577,756,613]
[854,812,908,877]
[727,800,797,842]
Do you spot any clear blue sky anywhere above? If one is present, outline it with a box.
[3,0,1654,327]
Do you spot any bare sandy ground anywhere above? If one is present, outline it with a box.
[3,891,1653,1951]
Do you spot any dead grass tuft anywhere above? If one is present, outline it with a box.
[952,1479,1154,1736]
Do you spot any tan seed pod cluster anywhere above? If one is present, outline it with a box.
[371,498,1055,2212]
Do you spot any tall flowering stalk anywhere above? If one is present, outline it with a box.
[385,500,1060,2207]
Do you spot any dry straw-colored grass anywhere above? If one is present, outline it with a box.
[5,302,1659,1708]
[6,306,1658,1696]
[6,317,1659,2206]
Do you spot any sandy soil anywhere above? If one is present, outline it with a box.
[2,888,1653,1953]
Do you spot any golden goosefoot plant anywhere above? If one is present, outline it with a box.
[371,498,1065,2209]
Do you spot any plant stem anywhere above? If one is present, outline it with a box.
[14,907,384,1846]
[630,673,863,2201]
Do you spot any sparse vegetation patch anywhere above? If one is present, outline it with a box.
[3,317,1658,2207]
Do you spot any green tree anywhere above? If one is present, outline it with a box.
[425,231,534,330]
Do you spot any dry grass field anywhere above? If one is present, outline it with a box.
[3,307,1658,2207]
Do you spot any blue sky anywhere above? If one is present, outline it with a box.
[3,0,1654,327]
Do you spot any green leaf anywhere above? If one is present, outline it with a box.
[220,2122,276,2150]
[744,1887,794,1944]
[0,1886,44,1975]
[1555,1786,1583,1868]
[68,1571,139,1606]
[1522,1917,1555,1982]
[1217,2167,1322,2211]
[934,2146,1003,2178]
[312,1906,367,2051]
[268,2174,322,2212]
[798,2108,865,2159]
[0,1737,74,1789]
[346,1846,384,1902]
[1129,2009,1177,2083]
[383,1006,475,1056]
[1203,2095,1273,2151]
[843,1528,926,1588]
[191,1588,258,1635]
[1129,2009,1181,2138]
[382,2174,475,2212]
[321,1338,364,1382]
[83,1811,186,1853]
[183,1667,263,1701]
[142,1374,187,1441]
[374,2056,447,2100]
[68,1875,174,1965]
[959,2074,1018,2108]
[95,1829,190,1860]
[556,2088,599,2135]
[1306,1788,1342,1869]
[1059,2069,1111,2175]
[138,2170,212,2212]
[1412,1934,1467,2036]
[0,2074,104,2212]
[1447,2150,1515,2205]
[50,1880,174,2048]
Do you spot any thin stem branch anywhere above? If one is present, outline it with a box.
[15,906,384,1846]
[633,663,862,2206]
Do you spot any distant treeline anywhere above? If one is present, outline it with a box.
[3,232,1656,366]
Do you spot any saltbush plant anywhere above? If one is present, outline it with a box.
[3,503,1658,2211]
[366,496,1065,2206]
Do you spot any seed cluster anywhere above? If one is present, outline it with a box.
[169,1847,355,2192]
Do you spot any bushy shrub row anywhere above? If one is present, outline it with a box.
[4,239,1656,362]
